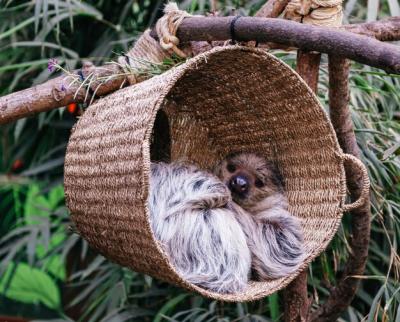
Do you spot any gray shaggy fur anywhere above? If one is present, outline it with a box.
[148,162,251,294]
[230,195,305,280]
[214,153,305,280]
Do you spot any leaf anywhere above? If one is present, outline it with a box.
[154,294,190,322]
[24,183,50,220]
[80,255,106,280]
[367,284,385,322]
[34,0,42,33]
[367,0,379,22]
[268,293,280,321]
[100,307,152,322]
[0,262,61,310]
[21,157,65,176]
[9,41,79,59]
[396,303,400,322]
[387,0,400,16]
[48,184,65,209]
[0,15,37,40]
[382,142,400,160]
[14,118,27,141]
[43,255,66,281]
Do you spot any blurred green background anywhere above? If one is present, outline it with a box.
[0,0,399,321]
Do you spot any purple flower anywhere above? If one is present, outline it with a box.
[61,84,66,91]
[48,58,58,72]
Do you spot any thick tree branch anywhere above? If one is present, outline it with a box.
[1,16,400,125]
[175,17,400,74]
[283,50,321,322]
[309,57,371,322]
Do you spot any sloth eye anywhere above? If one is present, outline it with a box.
[255,178,264,188]
[227,164,236,173]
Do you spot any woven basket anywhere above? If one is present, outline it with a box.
[64,46,369,302]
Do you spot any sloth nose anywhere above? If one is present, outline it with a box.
[229,175,249,195]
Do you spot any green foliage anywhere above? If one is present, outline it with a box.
[0,262,61,311]
[0,183,66,314]
[0,0,399,321]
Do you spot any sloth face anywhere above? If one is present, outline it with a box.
[214,152,283,210]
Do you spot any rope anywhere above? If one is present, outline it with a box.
[118,2,190,85]
[155,2,191,58]
[229,16,242,43]
[284,0,343,27]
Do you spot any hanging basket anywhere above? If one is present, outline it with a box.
[64,46,369,302]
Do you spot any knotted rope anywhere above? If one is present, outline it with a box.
[118,2,189,85]
[155,2,191,58]
[284,0,343,27]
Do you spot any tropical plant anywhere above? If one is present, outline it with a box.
[0,0,399,321]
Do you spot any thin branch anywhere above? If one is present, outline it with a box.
[309,56,371,322]
[0,64,124,124]
[343,17,400,41]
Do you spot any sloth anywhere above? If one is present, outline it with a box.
[148,162,251,294]
[214,152,305,280]
[148,153,305,294]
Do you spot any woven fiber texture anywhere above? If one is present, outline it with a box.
[65,46,355,302]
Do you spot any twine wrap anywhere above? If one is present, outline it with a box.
[284,0,343,27]
[64,46,369,301]
[118,2,189,85]
[155,2,191,58]
[117,30,169,85]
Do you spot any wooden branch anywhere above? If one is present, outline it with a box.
[343,17,400,41]
[1,16,400,125]
[0,64,124,124]
[296,51,321,92]
[176,17,400,74]
[0,74,85,125]
[284,270,311,322]
[309,57,371,322]
[283,50,321,322]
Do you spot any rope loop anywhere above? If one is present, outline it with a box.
[117,3,190,85]
[155,2,191,58]
[229,15,242,43]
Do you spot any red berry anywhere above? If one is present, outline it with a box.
[11,159,24,171]
[67,103,78,114]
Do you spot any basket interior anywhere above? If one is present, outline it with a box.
[148,49,346,300]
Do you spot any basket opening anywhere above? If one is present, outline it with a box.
[150,109,171,162]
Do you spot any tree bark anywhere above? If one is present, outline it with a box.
[295,51,321,92]
[309,56,371,322]
[343,17,400,41]
[283,50,321,322]
[0,63,124,125]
